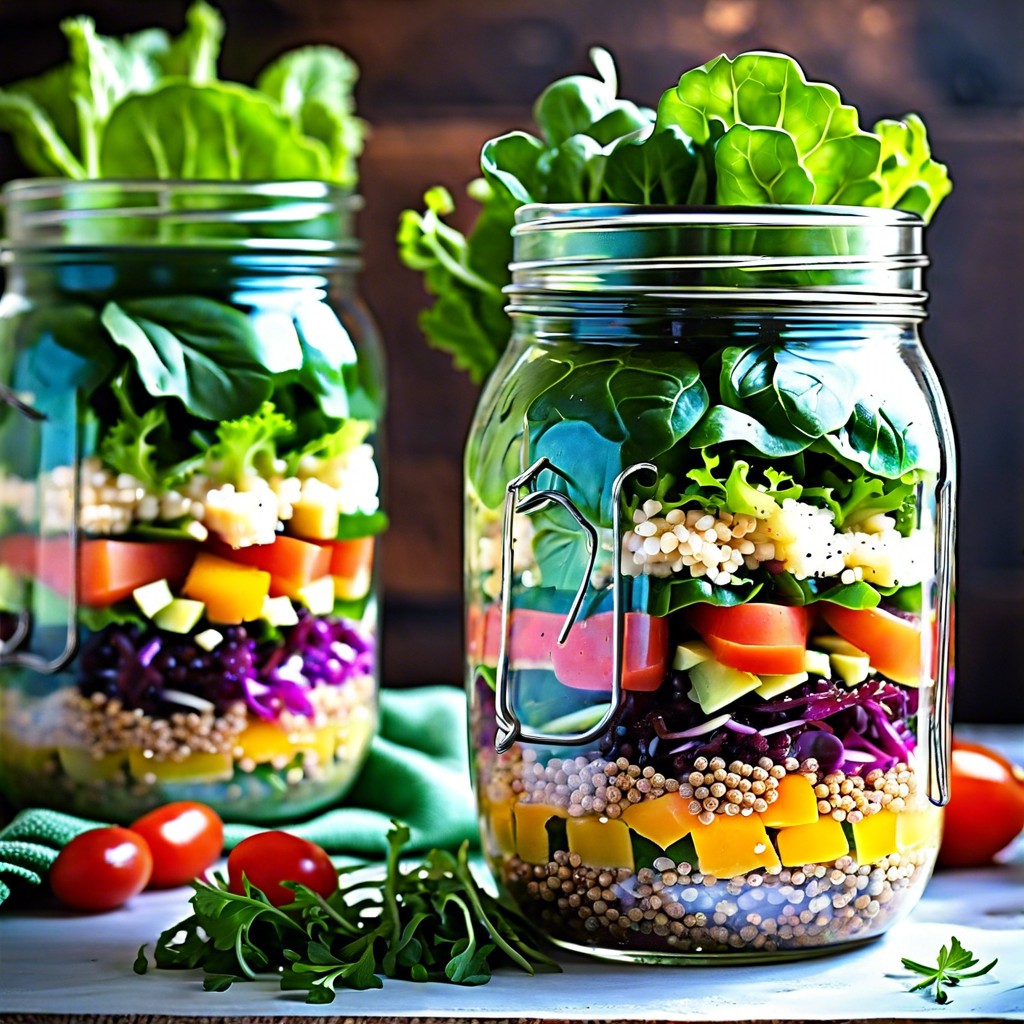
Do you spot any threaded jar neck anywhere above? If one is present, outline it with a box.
[2,179,361,269]
[507,204,928,320]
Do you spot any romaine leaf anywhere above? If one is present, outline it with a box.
[257,46,365,187]
[657,52,881,206]
[155,0,224,83]
[868,114,952,223]
[100,296,274,420]
[713,125,814,204]
[98,81,329,181]
[0,78,86,178]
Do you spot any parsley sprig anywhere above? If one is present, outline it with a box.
[902,936,997,1004]
[134,822,560,1003]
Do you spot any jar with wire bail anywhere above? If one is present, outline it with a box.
[0,179,385,823]
[465,203,956,962]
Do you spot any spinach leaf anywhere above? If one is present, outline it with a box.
[603,126,704,205]
[480,132,548,204]
[646,575,763,615]
[718,341,861,440]
[530,504,596,592]
[689,404,812,457]
[532,46,635,148]
[290,302,359,420]
[868,114,952,222]
[10,306,114,410]
[828,401,933,479]
[100,296,273,420]
[257,46,365,188]
[99,82,329,181]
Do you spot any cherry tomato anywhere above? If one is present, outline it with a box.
[938,740,1024,867]
[49,827,153,912]
[227,831,338,907]
[131,801,224,888]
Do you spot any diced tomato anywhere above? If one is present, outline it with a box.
[685,602,811,675]
[473,605,668,691]
[322,537,374,599]
[819,603,922,685]
[209,536,331,596]
[1,535,195,607]
[552,612,669,691]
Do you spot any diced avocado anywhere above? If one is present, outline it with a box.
[812,635,867,658]
[804,649,831,676]
[673,640,713,671]
[58,746,125,783]
[262,594,299,627]
[295,576,334,616]
[689,658,761,714]
[0,565,27,612]
[133,578,174,618]
[195,628,224,651]
[831,651,872,687]
[756,671,809,699]
[153,597,205,634]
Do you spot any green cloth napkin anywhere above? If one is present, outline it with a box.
[0,684,477,906]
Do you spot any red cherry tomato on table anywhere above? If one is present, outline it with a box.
[49,827,153,912]
[130,801,224,888]
[227,831,338,907]
[938,740,1024,868]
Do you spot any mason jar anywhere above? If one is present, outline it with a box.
[0,180,384,824]
[465,205,956,962]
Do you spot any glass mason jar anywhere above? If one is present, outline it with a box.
[465,205,956,962]
[0,180,384,824]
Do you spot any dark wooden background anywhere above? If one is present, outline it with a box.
[1,0,1021,722]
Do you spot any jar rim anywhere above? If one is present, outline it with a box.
[508,202,928,317]
[1,178,362,259]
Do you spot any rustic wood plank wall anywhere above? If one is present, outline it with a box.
[1,0,1021,721]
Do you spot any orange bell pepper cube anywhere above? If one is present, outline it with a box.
[819,603,922,685]
[209,536,331,596]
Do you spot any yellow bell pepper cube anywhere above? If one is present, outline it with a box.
[852,809,898,864]
[485,798,517,856]
[566,816,635,871]
[777,816,849,867]
[128,748,234,783]
[897,807,942,852]
[513,802,568,864]
[759,774,820,828]
[58,746,125,783]
[235,719,335,767]
[691,812,780,878]
[621,792,699,848]
[182,552,270,624]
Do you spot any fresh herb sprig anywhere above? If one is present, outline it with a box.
[901,936,997,1004]
[134,822,560,1003]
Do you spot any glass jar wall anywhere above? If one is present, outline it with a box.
[465,205,956,962]
[0,181,384,823]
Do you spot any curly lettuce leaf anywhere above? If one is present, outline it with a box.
[867,114,952,222]
[201,401,294,485]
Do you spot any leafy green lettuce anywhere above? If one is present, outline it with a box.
[399,49,951,382]
[0,1,363,186]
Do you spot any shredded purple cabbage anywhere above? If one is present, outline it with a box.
[79,610,375,721]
